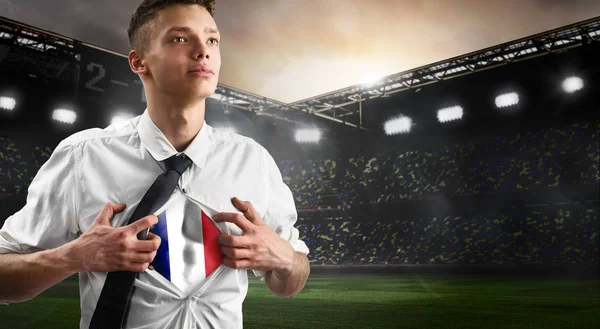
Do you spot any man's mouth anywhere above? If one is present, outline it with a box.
[188,66,214,75]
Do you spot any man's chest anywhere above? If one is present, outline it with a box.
[79,154,268,295]
[77,150,269,237]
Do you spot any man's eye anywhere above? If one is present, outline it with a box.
[208,38,219,45]
[173,37,186,42]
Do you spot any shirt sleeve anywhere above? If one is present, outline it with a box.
[253,148,309,280]
[0,140,81,254]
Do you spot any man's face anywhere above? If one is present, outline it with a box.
[141,4,221,100]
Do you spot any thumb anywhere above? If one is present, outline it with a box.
[93,202,126,227]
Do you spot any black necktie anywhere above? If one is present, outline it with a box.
[89,154,193,329]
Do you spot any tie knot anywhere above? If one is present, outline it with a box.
[164,154,192,175]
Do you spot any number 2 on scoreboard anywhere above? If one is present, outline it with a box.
[86,63,106,92]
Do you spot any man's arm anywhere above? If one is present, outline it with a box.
[216,197,310,298]
[216,147,310,297]
[265,251,310,298]
[0,243,79,303]
[0,203,161,304]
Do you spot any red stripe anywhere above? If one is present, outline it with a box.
[202,211,223,276]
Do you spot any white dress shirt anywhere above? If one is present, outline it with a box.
[0,110,309,329]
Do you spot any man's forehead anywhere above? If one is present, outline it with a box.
[154,4,217,31]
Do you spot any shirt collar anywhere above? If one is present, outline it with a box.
[137,110,211,169]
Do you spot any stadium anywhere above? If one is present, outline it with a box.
[0,5,599,329]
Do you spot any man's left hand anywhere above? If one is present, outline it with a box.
[213,197,295,276]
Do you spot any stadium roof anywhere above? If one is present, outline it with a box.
[1,0,599,104]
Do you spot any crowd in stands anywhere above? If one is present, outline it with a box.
[0,138,54,195]
[298,206,598,265]
[280,120,599,207]
[0,120,598,266]
[0,138,41,195]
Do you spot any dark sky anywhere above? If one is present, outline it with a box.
[2,0,600,103]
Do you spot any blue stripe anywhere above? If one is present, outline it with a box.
[150,212,171,281]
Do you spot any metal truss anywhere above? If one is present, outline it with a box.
[208,83,299,124]
[209,83,363,128]
[2,15,599,129]
[287,16,600,128]
[0,16,304,124]
[0,16,79,83]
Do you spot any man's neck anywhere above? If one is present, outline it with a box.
[147,97,206,152]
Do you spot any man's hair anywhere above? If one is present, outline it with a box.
[128,0,216,53]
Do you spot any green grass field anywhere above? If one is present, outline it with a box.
[0,273,598,329]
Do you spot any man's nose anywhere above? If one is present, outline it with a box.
[194,44,209,60]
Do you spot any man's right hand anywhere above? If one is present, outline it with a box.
[65,202,161,273]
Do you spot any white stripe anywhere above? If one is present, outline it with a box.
[163,194,210,295]
[165,196,186,287]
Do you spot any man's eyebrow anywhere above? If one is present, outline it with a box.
[165,26,192,34]
[164,26,220,35]
[205,27,219,35]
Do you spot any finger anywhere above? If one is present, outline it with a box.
[218,234,253,248]
[128,250,157,264]
[220,246,251,260]
[94,202,127,227]
[131,232,162,251]
[125,262,150,273]
[126,215,159,236]
[231,197,263,224]
[222,257,252,270]
[213,213,252,232]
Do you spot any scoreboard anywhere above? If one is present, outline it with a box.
[78,44,147,111]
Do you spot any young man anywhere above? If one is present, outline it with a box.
[0,0,310,328]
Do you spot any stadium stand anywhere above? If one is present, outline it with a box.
[0,120,598,267]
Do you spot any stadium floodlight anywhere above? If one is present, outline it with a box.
[0,97,16,111]
[437,106,464,123]
[111,113,134,125]
[52,109,77,124]
[384,116,412,135]
[495,92,519,108]
[295,128,322,143]
[562,76,584,93]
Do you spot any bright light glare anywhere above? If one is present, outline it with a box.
[562,76,584,93]
[437,106,463,123]
[495,92,519,108]
[362,75,381,85]
[111,113,134,125]
[295,128,321,143]
[52,109,77,124]
[0,97,16,111]
[384,116,412,135]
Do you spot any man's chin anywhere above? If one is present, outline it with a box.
[196,89,217,100]
[177,86,217,101]
[192,83,217,97]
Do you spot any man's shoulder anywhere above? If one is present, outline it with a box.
[208,125,266,154]
[58,117,140,150]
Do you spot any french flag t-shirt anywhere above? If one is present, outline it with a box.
[150,194,224,295]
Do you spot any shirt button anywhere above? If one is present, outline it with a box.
[182,188,188,194]
[148,265,154,271]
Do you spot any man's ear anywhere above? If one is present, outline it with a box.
[129,50,148,75]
